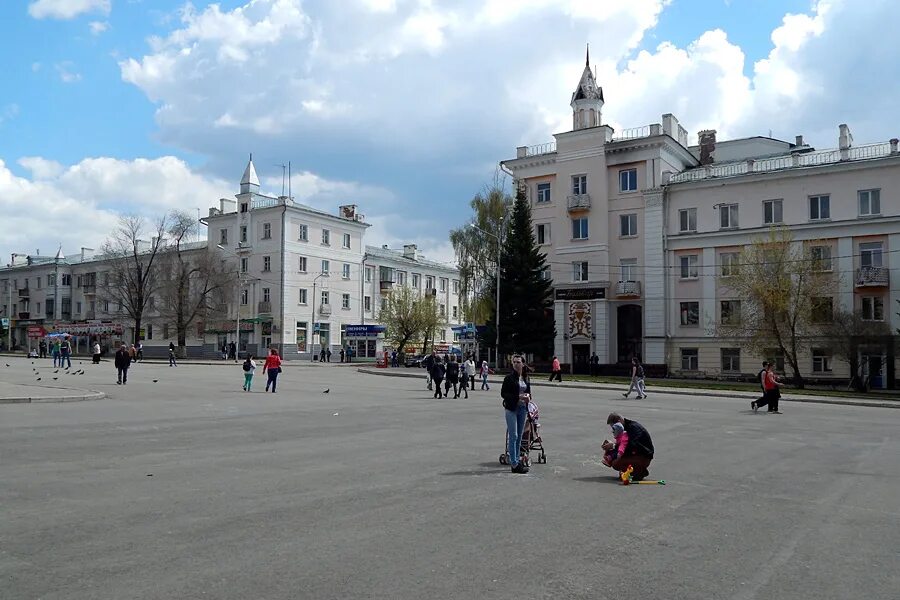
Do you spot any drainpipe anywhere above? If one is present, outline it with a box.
[279,203,287,357]
[360,253,367,326]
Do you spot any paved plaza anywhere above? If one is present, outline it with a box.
[1,356,898,600]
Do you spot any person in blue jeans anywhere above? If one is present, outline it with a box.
[500,355,530,474]
[60,337,72,369]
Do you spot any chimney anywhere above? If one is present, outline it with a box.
[698,129,717,165]
[795,135,804,147]
[890,138,899,155]
[403,244,418,260]
[838,124,853,150]
[662,114,679,137]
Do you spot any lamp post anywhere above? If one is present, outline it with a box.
[217,244,242,362]
[470,217,503,367]
[310,271,329,362]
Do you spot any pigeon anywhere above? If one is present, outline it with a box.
[36,377,41,381]
[53,377,58,380]
[323,389,330,394]
[152,379,159,383]
[54,370,59,373]
[5,363,9,367]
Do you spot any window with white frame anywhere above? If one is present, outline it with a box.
[536,223,549,245]
[321,290,329,305]
[439,304,446,317]
[322,229,330,245]
[678,208,696,233]
[412,273,420,288]
[540,266,551,280]
[365,267,372,283]
[452,305,458,319]
[810,246,833,271]
[572,218,588,240]
[296,321,308,352]
[76,301,82,314]
[681,348,699,371]
[298,288,308,304]
[298,256,307,273]
[719,204,739,229]
[61,274,71,286]
[321,259,330,274]
[764,349,786,373]
[721,348,740,372]
[861,296,884,321]
[342,263,351,279]
[572,174,587,195]
[220,228,228,245]
[573,261,589,282]
[440,278,447,292]
[425,276,434,290]
[241,289,249,305]
[263,288,270,302]
[619,168,638,192]
[364,296,371,312]
[298,224,308,242]
[342,293,350,309]
[720,252,739,277]
[342,233,351,248]
[763,199,783,224]
[859,242,883,268]
[809,195,830,220]
[440,329,447,342]
[536,182,551,203]
[680,255,699,279]
[620,214,638,237]
[680,302,699,326]
[263,256,271,272]
[240,257,248,273]
[812,349,832,373]
[620,258,637,282]
[858,189,880,216]
[452,280,459,294]
[240,226,248,243]
[396,271,406,285]
[720,300,741,325]
[262,222,272,240]
[810,297,834,323]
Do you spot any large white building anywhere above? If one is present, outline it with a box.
[502,49,900,386]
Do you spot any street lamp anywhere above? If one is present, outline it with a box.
[217,244,242,362]
[309,271,330,362]
[470,218,503,367]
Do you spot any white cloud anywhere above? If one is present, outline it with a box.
[89,20,109,35]
[0,104,19,126]
[28,0,110,20]
[55,62,82,83]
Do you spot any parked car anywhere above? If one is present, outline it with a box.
[404,354,425,368]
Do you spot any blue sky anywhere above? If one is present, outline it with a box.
[2,0,899,263]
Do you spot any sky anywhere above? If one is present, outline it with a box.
[2,0,900,266]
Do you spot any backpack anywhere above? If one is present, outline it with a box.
[242,359,252,372]
[636,364,645,378]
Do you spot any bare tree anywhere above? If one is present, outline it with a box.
[380,286,442,360]
[98,215,169,346]
[155,211,232,356]
[820,309,893,391]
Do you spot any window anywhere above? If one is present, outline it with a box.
[812,349,832,373]
[536,182,551,203]
[342,263,351,279]
[573,261,589,282]
[381,298,387,311]
[721,348,741,372]
[858,189,880,216]
[452,306,458,319]
[321,260,330,275]
[38,301,43,315]
[439,304,446,317]
[322,229,330,245]
[146,324,153,340]
[810,246,832,271]
[163,324,169,339]
[220,228,228,245]
[365,267,373,283]
[720,252,739,277]
[440,329,447,342]
[76,301,82,314]
[261,256,271,272]
[452,280,459,294]
[764,349,785,373]
[342,293,351,310]
[364,296,371,312]
[240,257,248,273]
[298,224,308,242]
[412,274,420,288]
[859,242,883,268]
[440,278,447,293]
[809,195,830,220]
[240,226,248,243]
[540,266,551,280]
[536,223,549,245]
[298,256,307,273]
[680,302,699,326]
[396,271,406,286]
[720,204,739,229]
[299,288,308,304]
[48,274,56,286]
[572,174,587,195]
[260,288,269,303]
[720,300,741,325]
[861,296,884,321]
[262,223,271,240]
[241,289,249,305]
[240,203,248,213]
[61,274,71,286]
[342,233,351,249]
[619,168,638,192]
[572,218,589,240]
[681,348,699,371]
[36,277,41,289]
[103,300,109,312]
[620,214,638,237]
[620,259,637,282]
[679,255,699,279]
[678,208,696,233]
[425,276,434,290]
[321,290,330,305]
[296,321,308,352]
[763,199,783,224]
[810,297,834,323]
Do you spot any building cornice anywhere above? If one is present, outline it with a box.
[667,215,900,247]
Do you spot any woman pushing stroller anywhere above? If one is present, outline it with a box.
[501,355,531,474]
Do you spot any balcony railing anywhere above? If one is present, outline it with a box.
[567,194,591,212]
[615,280,642,297]
[82,284,96,294]
[319,304,332,316]
[18,288,30,298]
[258,301,272,314]
[856,266,889,287]
[380,280,393,292]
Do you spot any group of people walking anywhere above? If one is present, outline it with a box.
[241,348,282,392]
[751,361,784,414]
[424,351,489,399]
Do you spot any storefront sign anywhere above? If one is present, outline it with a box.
[27,326,47,338]
[555,287,606,301]
[48,322,124,335]
[346,324,386,337]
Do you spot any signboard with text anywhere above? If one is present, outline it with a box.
[554,287,606,301]
[346,324,386,337]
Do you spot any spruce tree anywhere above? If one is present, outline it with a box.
[481,184,555,360]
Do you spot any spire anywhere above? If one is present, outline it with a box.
[570,45,604,130]
[55,246,65,261]
[585,43,590,67]
[240,154,260,193]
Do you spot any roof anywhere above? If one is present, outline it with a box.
[1,241,209,272]
[240,156,260,187]
[571,48,603,103]
[364,245,458,273]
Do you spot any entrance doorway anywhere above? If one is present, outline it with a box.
[862,353,886,389]
[616,304,642,363]
[571,344,590,374]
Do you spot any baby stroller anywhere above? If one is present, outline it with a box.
[499,399,547,466]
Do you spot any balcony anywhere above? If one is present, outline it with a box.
[856,266,889,287]
[18,288,30,298]
[319,304,332,316]
[18,312,30,319]
[424,287,437,297]
[615,280,642,297]
[82,284,96,294]
[257,301,272,314]
[567,194,591,212]
[85,311,96,320]
[380,280,393,292]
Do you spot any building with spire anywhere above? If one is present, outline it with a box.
[501,46,900,387]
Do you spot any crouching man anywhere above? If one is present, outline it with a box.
[605,412,655,481]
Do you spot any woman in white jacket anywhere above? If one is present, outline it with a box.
[242,355,257,391]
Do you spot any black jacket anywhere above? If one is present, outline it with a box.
[423,354,436,370]
[114,349,132,369]
[623,418,654,458]
[501,371,530,411]
[430,362,445,381]
[446,362,460,381]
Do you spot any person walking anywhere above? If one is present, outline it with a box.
[326,348,332,363]
[458,357,470,399]
[319,347,326,363]
[423,350,437,391]
[39,339,47,359]
[114,344,132,385]
[168,342,178,367]
[480,360,491,390]
[464,356,476,392]
[622,357,647,399]
[263,349,282,393]
[605,412,655,481]
[229,341,237,361]
[136,341,144,362]
[754,363,784,414]
[445,355,460,398]
[242,354,257,391]
[60,336,72,369]
[51,340,60,368]
[430,357,446,399]
[751,362,768,413]
[92,341,101,364]
[346,345,353,363]
[221,342,228,360]
[340,348,345,363]
[549,356,563,382]
[501,355,531,474]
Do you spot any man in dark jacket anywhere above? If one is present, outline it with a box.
[606,413,654,480]
[114,344,132,385]
[430,359,446,399]
[445,355,461,398]
[423,351,437,391]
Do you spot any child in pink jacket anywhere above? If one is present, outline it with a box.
[602,422,629,467]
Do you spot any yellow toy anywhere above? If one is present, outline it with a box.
[620,464,666,485]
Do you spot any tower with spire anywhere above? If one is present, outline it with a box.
[571,44,604,131]
[240,154,260,195]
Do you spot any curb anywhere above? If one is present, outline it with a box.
[355,368,900,409]
[0,390,106,404]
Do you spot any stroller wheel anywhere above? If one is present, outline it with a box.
[522,455,531,468]
[499,454,508,465]
[540,454,547,464]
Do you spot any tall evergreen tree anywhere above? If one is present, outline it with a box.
[481,184,554,360]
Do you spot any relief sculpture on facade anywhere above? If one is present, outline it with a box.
[568,302,592,338]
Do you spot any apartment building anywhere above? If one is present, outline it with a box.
[501,47,900,386]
